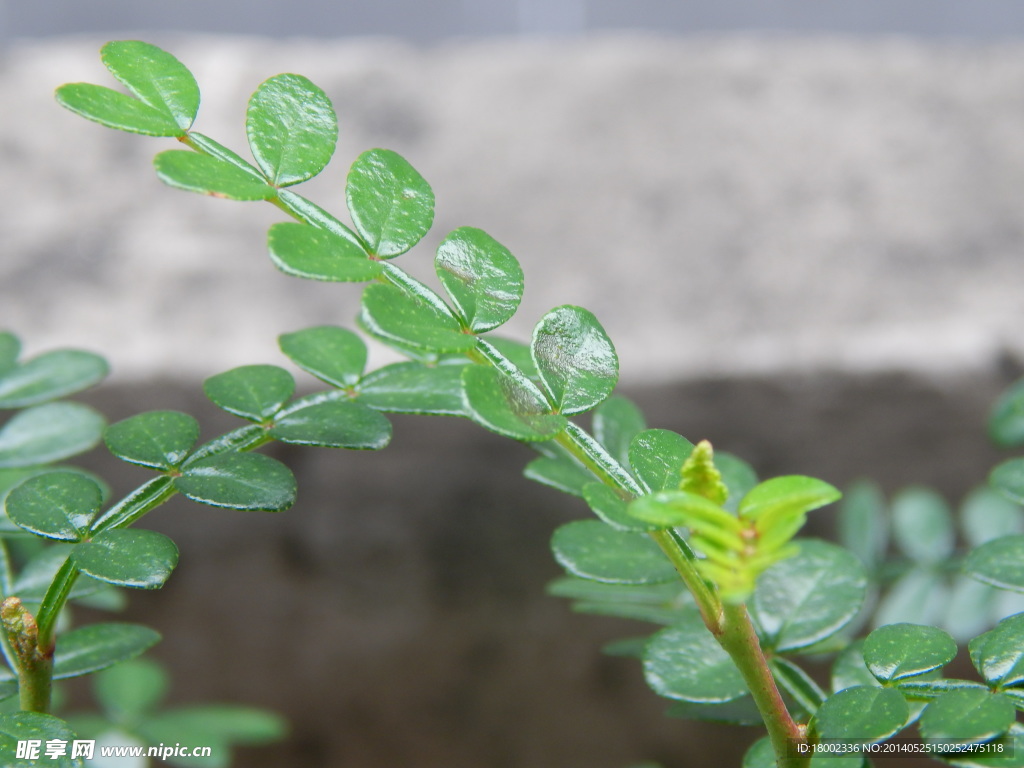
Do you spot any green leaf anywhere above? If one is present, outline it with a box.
[990,377,1024,448]
[531,305,618,415]
[582,481,645,531]
[863,623,958,683]
[742,738,776,768]
[838,479,888,568]
[155,150,276,200]
[992,458,1024,505]
[71,528,179,589]
[434,227,524,333]
[628,429,694,493]
[891,486,954,563]
[104,410,199,470]
[592,396,647,470]
[644,612,748,703]
[919,689,1016,747]
[812,685,909,746]
[969,613,1024,689]
[771,656,827,714]
[523,456,592,497]
[95,657,168,721]
[961,487,1024,548]
[462,365,566,441]
[666,695,763,726]
[738,475,841,524]
[53,622,161,680]
[270,399,391,450]
[628,489,742,536]
[146,705,287,745]
[246,73,337,186]
[346,148,434,257]
[360,283,476,354]
[12,545,107,602]
[551,519,676,585]
[55,82,184,137]
[945,576,1000,642]
[5,470,102,540]
[0,402,104,468]
[0,712,78,767]
[483,336,539,379]
[874,567,947,628]
[268,222,382,282]
[101,40,199,130]
[715,452,758,514]
[546,576,688,625]
[204,365,295,422]
[965,535,1024,593]
[751,540,867,653]
[0,333,19,376]
[357,361,468,416]
[188,132,264,177]
[278,326,367,388]
[0,349,108,409]
[832,641,882,693]
[175,453,296,511]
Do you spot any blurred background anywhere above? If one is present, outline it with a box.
[3,2,1024,767]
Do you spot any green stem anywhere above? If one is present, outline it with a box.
[34,557,80,653]
[2,597,53,713]
[717,602,808,768]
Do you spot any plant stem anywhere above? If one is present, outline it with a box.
[717,602,808,768]
[1,597,52,713]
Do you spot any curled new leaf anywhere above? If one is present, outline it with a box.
[246,73,338,187]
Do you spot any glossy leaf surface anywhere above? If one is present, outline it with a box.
[582,481,643,530]
[104,410,199,469]
[628,429,694,493]
[531,305,617,415]
[53,623,161,680]
[592,396,647,470]
[965,535,1024,593]
[72,528,179,589]
[56,82,184,137]
[361,283,476,354]
[175,453,296,511]
[346,148,434,257]
[0,403,104,468]
[462,365,566,441]
[101,40,199,129]
[812,686,908,747]
[358,361,467,416]
[891,486,954,564]
[268,222,382,282]
[204,365,294,422]
[155,150,276,200]
[644,614,747,703]
[0,350,108,409]
[435,227,524,333]
[0,712,78,767]
[969,613,1024,688]
[751,540,867,652]
[863,623,958,683]
[271,400,391,450]
[246,73,337,186]
[279,325,367,388]
[919,689,1016,746]
[551,519,676,584]
[5,470,102,540]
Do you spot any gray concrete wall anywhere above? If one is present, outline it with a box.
[4,34,1024,767]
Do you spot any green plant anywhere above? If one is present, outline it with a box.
[2,38,1021,767]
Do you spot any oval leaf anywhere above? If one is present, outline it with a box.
[279,325,368,388]
[738,476,841,522]
[592,396,647,470]
[812,686,909,745]
[968,613,1024,689]
[155,150,276,200]
[105,410,199,470]
[582,481,645,531]
[357,361,468,416]
[628,429,695,493]
[644,615,748,703]
[891,486,955,564]
[523,456,593,498]
[0,402,104,468]
[95,658,169,720]
[965,535,1024,593]
[863,623,958,683]
[360,283,476,354]
[346,148,434,258]
[531,305,618,415]
[462,365,566,441]
[5,470,102,541]
[53,622,161,680]
[268,222,381,283]
[55,82,184,136]
[271,400,391,450]
[72,528,179,589]
[961,487,1024,549]
[919,689,1016,747]
[0,350,108,409]
[551,519,676,585]
[246,73,337,186]
[838,479,889,568]
[204,365,295,422]
[175,453,296,511]
[101,40,199,130]
[0,712,78,767]
[751,539,867,652]
[435,227,524,333]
